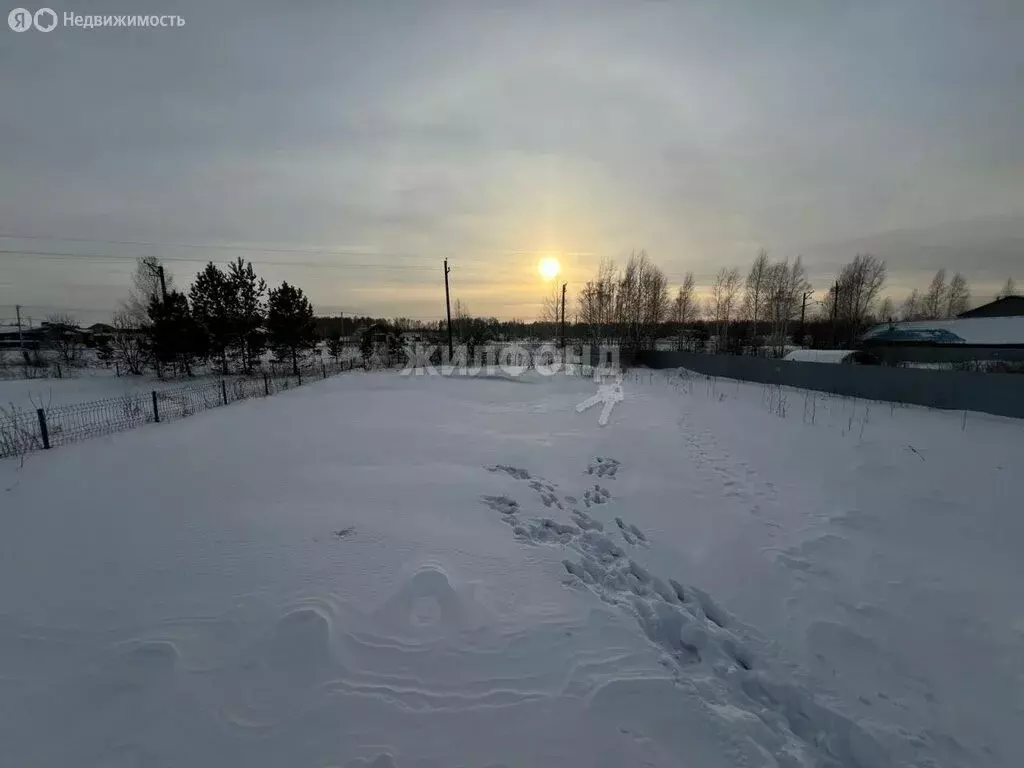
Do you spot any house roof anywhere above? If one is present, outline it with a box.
[861,316,1024,346]
[958,295,1024,318]
[783,349,859,363]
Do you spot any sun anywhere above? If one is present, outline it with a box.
[538,256,561,281]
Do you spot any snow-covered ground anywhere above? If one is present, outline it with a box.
[1,367,1022,767]
[0,346,362,410]
[0,367,222,409]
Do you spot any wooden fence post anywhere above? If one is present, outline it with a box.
[221,379,228,405]
[151,391,160,423]
[36,408,50,449]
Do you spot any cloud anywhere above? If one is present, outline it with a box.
[2,0,1023,319]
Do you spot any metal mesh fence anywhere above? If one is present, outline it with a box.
[1,358,358,459]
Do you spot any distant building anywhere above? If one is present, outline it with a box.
[0,324,45,350]
[957,295,1024,319]
[783,349,879,365]
[859,316,1024,365]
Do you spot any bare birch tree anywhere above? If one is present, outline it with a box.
[614,251,668,351]
[742,249,771,332]
[110,310,150,375]
[763,257,807,355]
[920,269,947,319]
[123,257,174,324]
[577,258,617,344]
[830,254,887,340]
[876,296,895,324]
[672,272,697,350]
[539,282,562,337]
[901,289,923,320]
[945,272,970,317]
[709,267,742,348]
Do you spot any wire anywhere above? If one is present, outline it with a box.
[0,233,602,267]
[0,233,503,265]
[0,249,530,277]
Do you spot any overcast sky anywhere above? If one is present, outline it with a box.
[2,0,1023,325]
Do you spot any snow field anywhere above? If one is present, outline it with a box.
[1,367,1021,767]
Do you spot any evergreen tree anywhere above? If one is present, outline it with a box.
[386,333,404,367]
[190,262,236,374]
[326,330,343,361]
[228,257,267,373]
[94,335,114,365]
[148,291,202,376]
[359,328,375,367]
[266,281,316,375]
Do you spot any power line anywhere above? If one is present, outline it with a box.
[0,233,501,265]
[0,249,524,279]
[0,249,442,271]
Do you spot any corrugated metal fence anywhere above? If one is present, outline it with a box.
[636,351,1024,420]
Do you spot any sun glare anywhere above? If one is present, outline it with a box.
[538,257,561,281]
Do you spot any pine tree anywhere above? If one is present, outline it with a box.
[386,333,404,367]
[190,263,236,374]
[148,291,202,376]
[94,335,114,365]
[266,281,316,375]
[326,331,343,361]
[228,258,267,373]
[359,328,375,367]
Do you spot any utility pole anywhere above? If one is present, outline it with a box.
[443,258,453,361]
[145,262,168,379]
[15,304,24,356]
[830,280,839,347]
[560,282,567,352]
[799,287,812,347]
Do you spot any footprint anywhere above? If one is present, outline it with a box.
[486,464,531,480]
[270,606,333,668]
[481,495,519,515]
[614,517,647,545]
[380,565,466,632]
[346,753,398,768]
[586,457,622,478]
[571,509,604,532]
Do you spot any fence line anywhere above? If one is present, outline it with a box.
[1,359,360,460]
[636,351,1024,420]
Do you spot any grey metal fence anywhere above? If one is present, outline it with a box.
[636,351,1024,420]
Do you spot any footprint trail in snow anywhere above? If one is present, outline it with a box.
[481,457,913,768]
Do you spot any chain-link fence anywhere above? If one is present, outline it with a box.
[1,358,358,460]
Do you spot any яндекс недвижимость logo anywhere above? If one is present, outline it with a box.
[8,7,56,31]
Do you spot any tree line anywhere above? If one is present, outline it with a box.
[102,257,317,377]
[571,250,812,353]
[568,250,1018,353]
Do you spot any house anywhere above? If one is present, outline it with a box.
[859,316,1024,365]
[0,324,45,350]
[957,295,1024,319]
